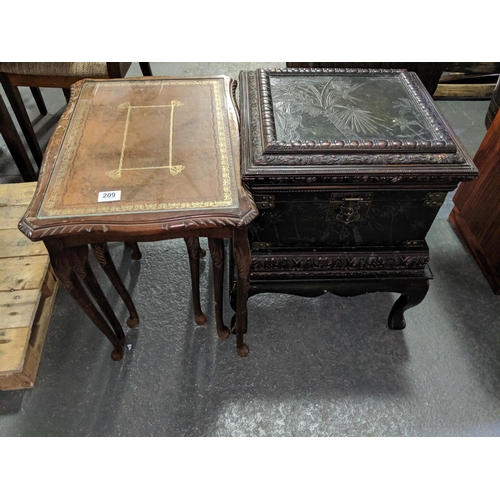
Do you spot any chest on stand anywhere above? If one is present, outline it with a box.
[228,68,477,336]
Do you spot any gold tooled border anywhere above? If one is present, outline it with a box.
[40,79,235,218]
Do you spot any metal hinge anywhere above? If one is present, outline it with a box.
[254,194,275,210]
[424,192,447,208]
[252,242,271,250]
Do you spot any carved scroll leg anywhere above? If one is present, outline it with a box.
[232,229,251,357]
[91,243,140,328]
[388,281,430,330]
[71,245,127,350]
[124,241,142,260]
[208,238,230,340]
[45,240,125,361]
[184,237,207,326]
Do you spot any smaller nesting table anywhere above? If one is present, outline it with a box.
[19,76,258,359]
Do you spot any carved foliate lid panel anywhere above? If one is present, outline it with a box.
[38,78,239,219]
[265,70,454,152]
[240,68,477,185]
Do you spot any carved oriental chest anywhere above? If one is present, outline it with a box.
[235,68,478,327]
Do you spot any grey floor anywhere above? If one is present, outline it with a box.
[1,63,499,436]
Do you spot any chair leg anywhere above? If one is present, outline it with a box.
[0,94,38,181]
[0,74,43,167]
[139,63,153,76]
[30,87,48,115]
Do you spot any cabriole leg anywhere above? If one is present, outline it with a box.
[71,245,126,348]
[232,229,251,357]
[208,238,230,339]
[91,243,139,328]
[45,240,125,361]
[124,241,142,260]
[388,281,430,330]
[184,237,207,326]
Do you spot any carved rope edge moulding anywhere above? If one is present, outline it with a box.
[18,213,258,241]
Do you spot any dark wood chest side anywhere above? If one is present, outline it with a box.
[249,188,447,251]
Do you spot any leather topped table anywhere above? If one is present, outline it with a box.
[19,76,258,359]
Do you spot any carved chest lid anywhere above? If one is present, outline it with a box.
[239,68,477,185]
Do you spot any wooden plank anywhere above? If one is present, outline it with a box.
[0,272,59,390]
[0,256,50,292]
[0,229,47,259]
[0,204,29,230]
[0,368,35,389]
[29,278,58,360]
[41,267,57,298]
[0,327,31,374]
[0,182,36,207]
[0,277,53,375]
[0,180,59,389]
[434,83,496,99]
[0,289,42,330]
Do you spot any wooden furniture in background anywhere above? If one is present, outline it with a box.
[485,76,500,128]
[0,182,58,390]
[449,109,500,294]
[0,62,153,167]
[19,76,258,360]
[0,92,38,181]
[286,63,500,100]
[434,63,500,100]
[286,62,446,94]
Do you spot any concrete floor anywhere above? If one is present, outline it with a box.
[0,63,499,436]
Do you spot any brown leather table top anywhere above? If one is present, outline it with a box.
[40,78,238,218]
[20,76,257,241]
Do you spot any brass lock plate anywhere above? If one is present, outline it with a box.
[327,193,373,225]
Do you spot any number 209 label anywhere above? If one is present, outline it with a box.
[98,190,121,202]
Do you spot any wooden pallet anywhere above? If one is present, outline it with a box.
[434,64,500,100]
[434,82,497,99]
[0,182,58,390]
